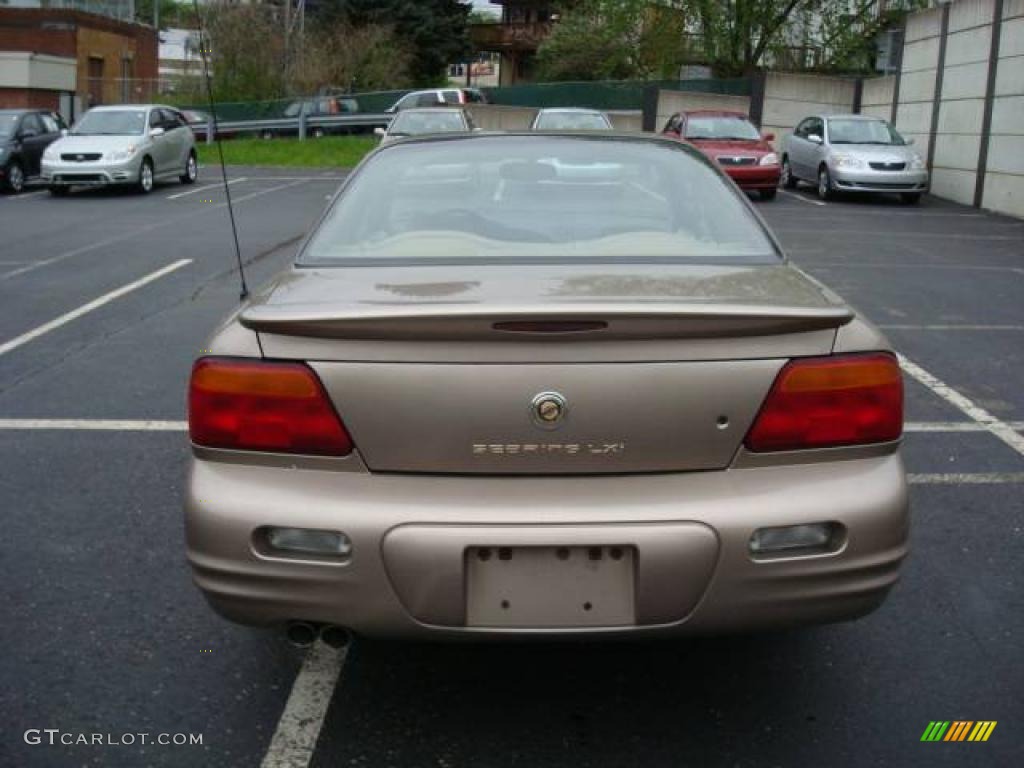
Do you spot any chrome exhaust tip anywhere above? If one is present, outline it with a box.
[319,624,352,650]
[285,621,318,648]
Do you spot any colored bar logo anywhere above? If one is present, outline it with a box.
[921,721,997,742]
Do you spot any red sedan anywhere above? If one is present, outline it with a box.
[662,110,781,200]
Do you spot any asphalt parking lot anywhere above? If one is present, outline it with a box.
[1,170,1021,768]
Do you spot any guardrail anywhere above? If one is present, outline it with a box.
[198,112,393,142]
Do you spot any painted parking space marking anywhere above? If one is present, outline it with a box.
[909,473,1024,484]
[5,190,48,201]
[879,324,1024,331]
[898,353,1024,459]
[0,419,187,430]
[166,177,247,200]
[0,180,305,280]
[261,641,349,768]
[0,259,192,357]
[905,421,1024,433]
[780,190,826,206]
[777,227,1019,241]
[796,262,1024,275]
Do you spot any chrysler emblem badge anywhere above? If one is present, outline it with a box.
[531,391,567,428]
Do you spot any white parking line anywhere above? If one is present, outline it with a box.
[0,180,306,281]
[0,419,187,430]
[262,641,349,768]
[898,354,1024,459]
[905,421,1024,433]
[909,473,1024,484]
[0,259,191,357]
[780,190,826,206]
[166,177,247,200]
[8,190,47,201]
[880,324,1024,331]
[780,228,1019,241]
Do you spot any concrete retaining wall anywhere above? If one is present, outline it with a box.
[761,72,858,150]
[846,0,1024,217]
[466,104,538,131]
[984,0,1024,215]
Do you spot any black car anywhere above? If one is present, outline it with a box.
[0,109,67,194]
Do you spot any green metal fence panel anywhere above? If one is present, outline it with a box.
[180,79,749,121]
[180,89,411,120]
[482,78,750,111]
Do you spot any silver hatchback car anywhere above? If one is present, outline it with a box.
[782,114,928,204]
[41,104,197,195]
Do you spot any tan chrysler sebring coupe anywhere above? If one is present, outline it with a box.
[186,133,908,644]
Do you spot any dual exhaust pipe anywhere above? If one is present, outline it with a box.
[285,621,352,650]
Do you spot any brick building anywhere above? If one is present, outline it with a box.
[0,5,157,121]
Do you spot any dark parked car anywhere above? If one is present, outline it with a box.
[663,110,781,201]
[0,109,67,194]
[259,97,362,139]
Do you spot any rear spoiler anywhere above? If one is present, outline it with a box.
[239,303,853,341]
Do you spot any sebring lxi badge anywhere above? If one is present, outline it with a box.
[471,391,627,458]
[531,391,568,428]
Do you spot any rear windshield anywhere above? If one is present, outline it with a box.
[685,115,760,140]
[389,111,466,136]
[301,137,778,265]
[0,113,19,138]
[535,111,611,130]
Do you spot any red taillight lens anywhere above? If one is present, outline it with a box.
[188,358,353,456]
[744,353,902,452]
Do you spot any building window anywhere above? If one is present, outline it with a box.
[87,56,104,107]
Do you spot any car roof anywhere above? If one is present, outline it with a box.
[537,107,604,114]
[823,114,885,121]
[681,109,748,117]
[393,107,467,114]
[88,104,172,111]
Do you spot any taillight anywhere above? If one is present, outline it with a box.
[189,358,353,455]
[744,352,902,452]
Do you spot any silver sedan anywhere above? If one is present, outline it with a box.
[782,114,928,204]
[41,104,198,195]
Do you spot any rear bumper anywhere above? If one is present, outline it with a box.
[724,164,781,190]
[185,451,909,638]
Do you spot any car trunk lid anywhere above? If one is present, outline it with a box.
[241,263,850,474]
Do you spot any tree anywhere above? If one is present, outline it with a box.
[536,1,924,81]
[316,1,472,86]
[135,0,190,29]
[289,24,413,95]
[203,3,285,101]
[537,0,688,81]
[690,0,927,76]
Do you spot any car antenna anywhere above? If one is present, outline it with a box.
[191,0,249,301]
